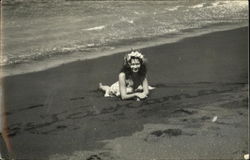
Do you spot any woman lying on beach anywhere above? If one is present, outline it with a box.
[99,50,154,100]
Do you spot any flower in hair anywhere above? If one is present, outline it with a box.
[125,51,145,63]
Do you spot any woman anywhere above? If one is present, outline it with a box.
[99,50,154,100]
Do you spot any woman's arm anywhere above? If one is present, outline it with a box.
[142,77,149,96]
[119,73,138,100]
[135,77,149,99]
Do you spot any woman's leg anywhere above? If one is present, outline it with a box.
[99,83,110,92]
[99,83,112,97]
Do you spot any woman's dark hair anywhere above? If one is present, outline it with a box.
[120,57,147,82]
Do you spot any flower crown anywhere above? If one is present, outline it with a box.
[124,51,145,64]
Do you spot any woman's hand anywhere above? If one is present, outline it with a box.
[136,92,148,99]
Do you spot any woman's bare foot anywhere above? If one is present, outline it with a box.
[99,83,103,90]
[99,83,110,92]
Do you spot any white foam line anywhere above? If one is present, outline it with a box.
[190,3,204,9]
[121,17,134,24]
[167,6,180,11]
[212,116,218,122]
[211,1,221,7]
[212,1,248,7]
[82,25,105,31]
[134,11,140,15]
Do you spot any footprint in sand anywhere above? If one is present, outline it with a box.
[172,108,197,116]
[151,129,182,137]
[86,154,102,160]
[145,128,196,142]
[70,96,85,101]
[7,104,45,116]
[145,129,182,142]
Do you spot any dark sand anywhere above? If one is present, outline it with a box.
[3,27,248,159]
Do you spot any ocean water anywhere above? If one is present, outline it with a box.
[1,0,248,75]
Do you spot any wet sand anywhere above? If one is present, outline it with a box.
[2,27,249,159]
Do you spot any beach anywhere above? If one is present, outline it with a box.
[2,27,248,159]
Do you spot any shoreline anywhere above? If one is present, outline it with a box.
[1,23,248,78]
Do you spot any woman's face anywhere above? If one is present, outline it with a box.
[129,58,141,73]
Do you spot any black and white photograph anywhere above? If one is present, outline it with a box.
[0,0,249,159]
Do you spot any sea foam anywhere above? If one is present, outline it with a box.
[190,3,205,9]
[82,25,105,31]
[2,0,248,73]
